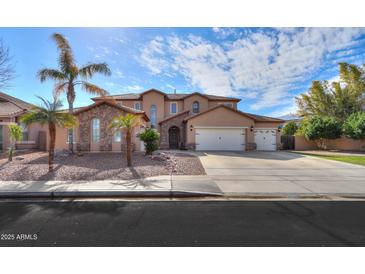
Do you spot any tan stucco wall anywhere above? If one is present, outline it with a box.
[183,95,209,114]
[142,91,165,124]
[186,107,255,148]
[295,135,365,151]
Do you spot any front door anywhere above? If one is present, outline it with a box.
[168,126,180,149]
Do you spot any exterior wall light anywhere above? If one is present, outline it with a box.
[190,125,193,131]
[250,125,254,132]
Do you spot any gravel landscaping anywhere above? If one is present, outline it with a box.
[0,151,206,181]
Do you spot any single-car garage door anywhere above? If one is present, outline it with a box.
[254,129,277,151]
[195,128,245,151]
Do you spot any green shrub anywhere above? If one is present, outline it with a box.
[343,111,365,140]
[138,128,160,155]
[298,116,342,149]
[282,121,299,136]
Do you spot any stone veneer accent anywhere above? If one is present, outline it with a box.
[78,103,126,151]
[159,112,190,149]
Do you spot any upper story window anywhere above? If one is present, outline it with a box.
[91,118,100,143]
[150,105,157,127]
[224,103,233,108]
[134,102,141,110]
[192,101,200,114]
[170,102,177,114]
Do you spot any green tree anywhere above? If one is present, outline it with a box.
[109,114,141,167]
[38,33,111,153]
[343,111,365,140]
[20,96,76,172]
[298,116,342,149]
[296,63,365,121]
[282,121,299,136]
[138,128,160,155]
[7,124,23,161]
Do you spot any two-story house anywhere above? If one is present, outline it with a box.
[91,89,284,151]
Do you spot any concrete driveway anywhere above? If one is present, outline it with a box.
[196,151,365,196]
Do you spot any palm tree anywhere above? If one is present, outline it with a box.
[20,96,76,172]
[38,33,111,153]
[109,114,141,167]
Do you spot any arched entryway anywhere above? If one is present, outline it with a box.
[168,126,180,149]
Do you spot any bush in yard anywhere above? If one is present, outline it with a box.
[282,121,299,136]
[343,111,365,140]
[138,128,160,155]
[298,116,342,150]
[7,124,23,161]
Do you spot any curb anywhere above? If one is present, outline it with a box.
[0,190,223,199]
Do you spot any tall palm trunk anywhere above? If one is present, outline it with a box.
[67,83,75,153]
[48,122,56,172]
[126,129,132,167]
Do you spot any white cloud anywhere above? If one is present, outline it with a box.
[124,85,144,92]
[138,28,365,111]
[113,68,124,79]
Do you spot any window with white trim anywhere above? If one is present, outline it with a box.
[150,105,157,127]
[134,102,141,110]
[113,130,122,142]
[192,101,200,113]
[170,102,177,114]
[91,118,100,143]
[19,122,28,141]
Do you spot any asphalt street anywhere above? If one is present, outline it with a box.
[0,200,364,246]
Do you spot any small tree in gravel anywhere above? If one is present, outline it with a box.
[282,121,299,136]
[20,96,76,172]
[298,116,342,150]
[138,128,160,155]
[7,124,23,161]
[343,111,365,140]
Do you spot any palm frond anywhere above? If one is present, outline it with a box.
[53,82,68,97]
[38,69,66,82]
[79,63,111,79]
[80,81,109,96]
[52,33,72,52]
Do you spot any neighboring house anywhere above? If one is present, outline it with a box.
[92,89,284,151]
[0,91,39,151]
[0,89,284,152]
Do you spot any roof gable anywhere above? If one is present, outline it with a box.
[73,100,150,121]
[184,105,284,123]
[140,88,166,97]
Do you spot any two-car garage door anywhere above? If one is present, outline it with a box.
[196,128,245,151]
[195,127,277,151]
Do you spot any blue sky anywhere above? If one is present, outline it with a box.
[1,27,365,117]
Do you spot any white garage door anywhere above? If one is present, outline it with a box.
[196,128,245,151]
[254,129,277,151]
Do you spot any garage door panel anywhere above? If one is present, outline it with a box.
[196,128,245,151]
[254,129,276,151]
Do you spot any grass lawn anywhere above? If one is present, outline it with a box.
[293,152,365,166]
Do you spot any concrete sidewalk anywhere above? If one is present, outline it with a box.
[1,173,365,199]
[0,175,223,198]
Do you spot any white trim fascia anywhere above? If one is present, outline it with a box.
[170,102,178,114]
[254,128,278,130]
[194,126,248,129]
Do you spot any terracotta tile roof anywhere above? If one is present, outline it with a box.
[158,110,190,124]
[91,89,240,102]
[0,91,33,117]
[183,105,284,123]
